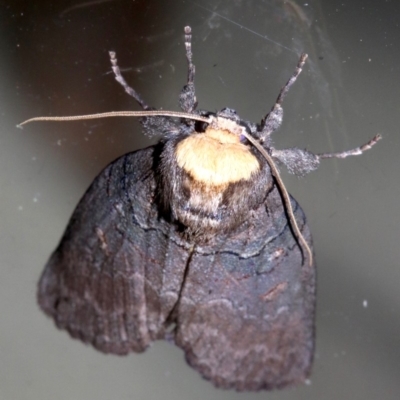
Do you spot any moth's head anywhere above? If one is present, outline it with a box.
[175,108,261,187]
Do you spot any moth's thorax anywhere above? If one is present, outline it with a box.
[175,126,260,187]
[160,122,269,237]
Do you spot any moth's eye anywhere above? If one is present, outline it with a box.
[194,120,209,133]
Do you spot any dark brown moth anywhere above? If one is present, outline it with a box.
[21,27,381,391]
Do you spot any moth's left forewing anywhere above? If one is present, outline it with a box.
[173,186,316,391]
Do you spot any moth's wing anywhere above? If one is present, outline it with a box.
[38,147,190,355]
[174,186,316,391]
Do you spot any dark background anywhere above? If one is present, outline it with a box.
[1,1,399,399]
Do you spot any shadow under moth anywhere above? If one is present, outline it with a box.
[20,27,381,391]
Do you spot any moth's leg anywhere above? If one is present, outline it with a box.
[109,51,150,110]
[317,134,382,159]
[271,147,320,175]
[271,134,382,176]
[179,26,198,113]
[259,54,308,141]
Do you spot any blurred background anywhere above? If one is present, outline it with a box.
[1,1,399,399]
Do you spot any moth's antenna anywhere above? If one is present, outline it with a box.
[240,129,313,266]
[18,111,211,128]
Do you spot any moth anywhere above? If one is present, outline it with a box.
[21,27,381,391]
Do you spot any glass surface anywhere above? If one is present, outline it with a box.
[1,1,399,399]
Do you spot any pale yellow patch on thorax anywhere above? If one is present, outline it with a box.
[175,127,260,186]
